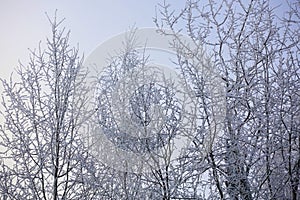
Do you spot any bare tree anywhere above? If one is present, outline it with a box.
[2,1,298,199]
[155,0,300,199]
[0,14,101,199]
[91,29,204,199]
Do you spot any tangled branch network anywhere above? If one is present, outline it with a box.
[83,28,226,173]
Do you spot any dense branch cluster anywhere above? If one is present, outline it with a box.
[155,0,300,199]
[0,0,299,199]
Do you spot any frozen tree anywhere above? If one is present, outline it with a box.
[0,14,102,199]
[155,0,300,199]
[2,1,298,199]
[91,29,205,199]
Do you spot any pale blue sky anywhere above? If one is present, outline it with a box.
[0,0,292,80]
[0,0,296,159]
[0,0,186,164]
[0,1,185,80]
[0,0,294,94]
